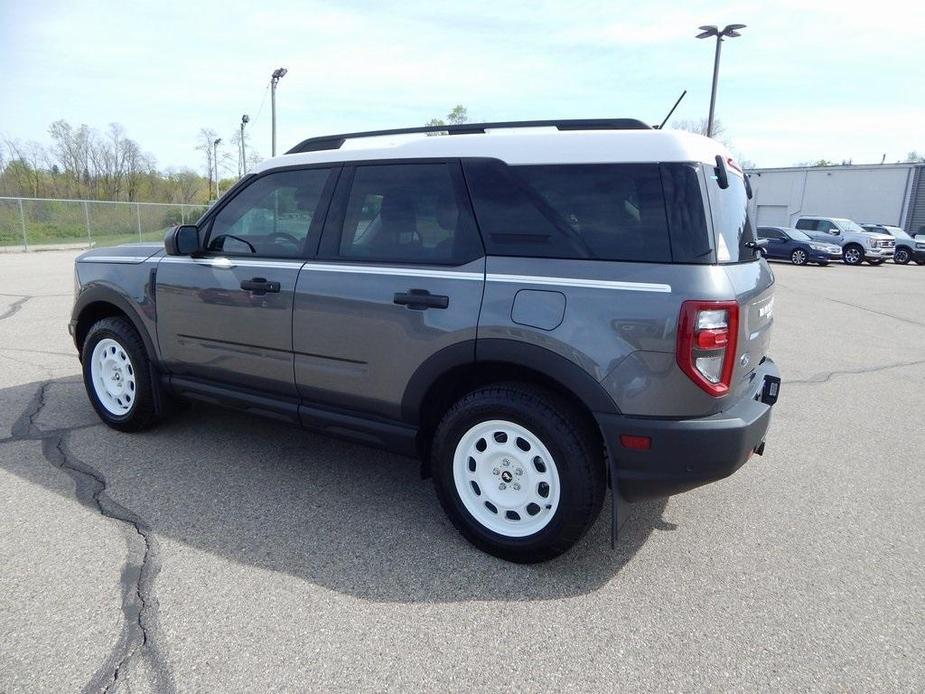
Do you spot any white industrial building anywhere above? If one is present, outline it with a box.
[746,162,925,235]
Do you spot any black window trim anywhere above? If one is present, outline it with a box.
[195,163,341,262]
[316,158,485,267]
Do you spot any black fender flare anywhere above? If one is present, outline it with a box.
[400,338,620,424]
[71,282,160,362]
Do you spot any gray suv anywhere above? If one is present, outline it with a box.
[70,119,780,562]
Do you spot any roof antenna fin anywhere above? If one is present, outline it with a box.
[656,90,687,130]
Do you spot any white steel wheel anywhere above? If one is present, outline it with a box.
[452,419,561,537]
[90,337,137,416]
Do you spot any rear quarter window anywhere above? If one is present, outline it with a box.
[463,160,712,263]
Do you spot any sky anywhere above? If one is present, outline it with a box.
[2,0,923,175]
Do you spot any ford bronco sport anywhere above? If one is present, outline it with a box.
[70,119,780,563]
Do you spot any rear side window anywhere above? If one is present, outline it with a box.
[795,219,817,231]
[704,164,758,263]
[333,162,482,264]
[464,160,674,262]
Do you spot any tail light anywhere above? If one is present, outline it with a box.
[677,300,739,396]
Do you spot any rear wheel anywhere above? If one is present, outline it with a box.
[431,383,605,563]
[843,245,864,265]
[894,248,911,264]
[81,316,160,432]
[791,248,808,265]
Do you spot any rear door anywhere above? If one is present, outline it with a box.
[704,165,774,391]
[291,160,485,421]
[156,167,336,397]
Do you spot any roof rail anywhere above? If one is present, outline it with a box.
[286,118,652,154]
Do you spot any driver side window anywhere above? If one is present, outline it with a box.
[207,168,332,258]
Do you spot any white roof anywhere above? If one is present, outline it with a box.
[253,128,729,172]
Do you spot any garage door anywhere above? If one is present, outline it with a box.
[756,205,789,227]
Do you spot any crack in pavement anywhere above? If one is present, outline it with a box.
[6,381,175,694]
[0,295,30,321]
[787,358,925,386]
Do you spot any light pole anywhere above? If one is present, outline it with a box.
[240,114,250,176]
[270,67,288,156]
[695,24,745,138]
[213,138,222,198]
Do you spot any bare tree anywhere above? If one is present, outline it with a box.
[196,128,219,199]
[670,117,726,141]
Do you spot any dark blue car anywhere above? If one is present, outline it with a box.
[757,226,842,266]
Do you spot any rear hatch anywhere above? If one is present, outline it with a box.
[702,159,774,389]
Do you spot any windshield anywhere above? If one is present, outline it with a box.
[704,165,757,263]
[887,226,913,240]
[790,229,812,242]
[835,218,865,233]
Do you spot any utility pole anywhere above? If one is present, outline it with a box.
[240,114,250,175]
[270,67,288,156]
[213,138,222,199]
[695,24,745,138]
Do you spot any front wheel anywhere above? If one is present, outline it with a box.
[894,248,911,264]
[791,248,808,265]
[431,383,605,563]
[81,316,160,432]
[843,245,864,265]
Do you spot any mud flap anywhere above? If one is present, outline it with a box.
[602,439,630,549]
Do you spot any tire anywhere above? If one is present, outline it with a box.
[866,259,884,265]
[81,316,160,432]
[791,248,808,265]
[817,260,829,266]
[843,245,864,265]
[916,260,925,266]
[894,248,911,264]
[431,383,605,563]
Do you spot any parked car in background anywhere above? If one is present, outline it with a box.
[794,216,894,266]
[757,226,841,265]
[861,224,925,265]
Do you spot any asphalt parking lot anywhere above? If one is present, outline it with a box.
[1,250,923,693]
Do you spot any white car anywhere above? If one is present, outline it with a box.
[794,216,894,266]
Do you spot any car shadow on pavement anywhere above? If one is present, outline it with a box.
[2,377,670,603]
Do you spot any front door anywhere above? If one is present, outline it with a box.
[292,161,485,421]
[156,166,336,397]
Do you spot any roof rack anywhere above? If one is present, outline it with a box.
[286,118,651,154]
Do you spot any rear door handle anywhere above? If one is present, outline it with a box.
[393,289,449,310]
[240,277,281,294]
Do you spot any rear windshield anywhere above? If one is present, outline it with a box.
[704,164,758,263]
[462,160,714,263]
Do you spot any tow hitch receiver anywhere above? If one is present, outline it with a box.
[761,375,781,406]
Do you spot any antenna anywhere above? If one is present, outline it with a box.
[656,90,687,130]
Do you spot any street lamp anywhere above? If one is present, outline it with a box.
[270,67,288,156]
[240,114,250,176]
[213,137,222,198]
[695,24,745,138]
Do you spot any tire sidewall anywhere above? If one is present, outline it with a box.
[432,391,596,559]
[81,319,154,430]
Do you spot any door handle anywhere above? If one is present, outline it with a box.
[240,277,281,294]
[393,289,449,310]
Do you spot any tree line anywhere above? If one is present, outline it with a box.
[0,120,260,205]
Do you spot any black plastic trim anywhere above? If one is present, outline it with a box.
[475,339,620,414]
[287,119,652,154]
[71,284,160,362]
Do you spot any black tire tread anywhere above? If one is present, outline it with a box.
[431,381,605,563]
[81,316,160,432]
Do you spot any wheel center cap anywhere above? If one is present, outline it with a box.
[501,470,513,483]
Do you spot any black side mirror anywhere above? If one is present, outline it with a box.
[165,225,199,256]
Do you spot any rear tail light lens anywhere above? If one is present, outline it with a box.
[677,300,739,396]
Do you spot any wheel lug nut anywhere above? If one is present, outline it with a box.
[493,468,500,475]
[515,468,523,476]
[503,460,510,467]
[513,483,521,491]
[499,483,507,490]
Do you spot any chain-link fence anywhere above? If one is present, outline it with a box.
[0,197,210,252]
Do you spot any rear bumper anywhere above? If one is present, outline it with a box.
[596,357,780,501]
